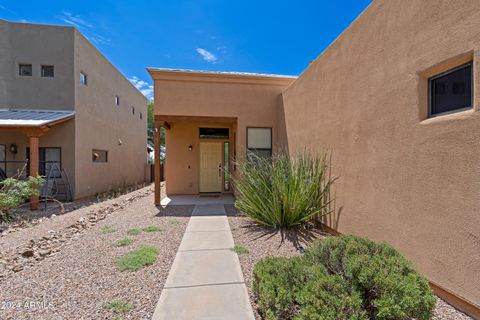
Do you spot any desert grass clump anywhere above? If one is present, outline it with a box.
[234,150,335,229]
[104,299,134,314]
[116,246,158,271]
[127,228,141,235]
[115,238,134,247]
[142,225,162,232]
[231,244,249,254]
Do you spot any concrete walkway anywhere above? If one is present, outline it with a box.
[152,204,255,320]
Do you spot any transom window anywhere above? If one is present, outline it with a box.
[199,128,229,139]
[19,64,32,76]
[429,62,472,117]
[41,65,54,78]
[247,127,272,158]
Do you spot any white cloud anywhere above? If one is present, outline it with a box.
[59,11,93,28]
[129,76,153,100]
[196,48,218,64]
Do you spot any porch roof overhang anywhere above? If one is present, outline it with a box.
[0,108,75,132]
[155,115,237,130]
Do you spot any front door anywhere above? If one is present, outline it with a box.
[199,142,222,193]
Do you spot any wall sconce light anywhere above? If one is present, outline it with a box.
[9,143,18,154]
[188,145,193,151]
[118,138,123,146]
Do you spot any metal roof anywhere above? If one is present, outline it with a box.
[147,67,297,79]
[0,108,75,127]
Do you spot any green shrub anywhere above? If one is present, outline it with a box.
[101,225,116,234]
[116,246,158,271]
[104,299,134,314]
[142,225,162,232]
[253,236,436,320]
[0,175,44,222]
[233,150,334,228]
[127,228,141,235]
[305,236,436,320]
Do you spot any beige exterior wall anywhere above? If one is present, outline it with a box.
[74,31,148,198]
[282,0,480,308]
[0,20,75,110]
[150,71,295,195]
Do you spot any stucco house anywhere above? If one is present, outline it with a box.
[148,0,480,317]
[0,20,148,208]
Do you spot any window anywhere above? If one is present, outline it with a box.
[429,62,472,117]
[19,64,32,76]
[140,112,143,120]
[224,142,230,191]
[115,95,120,106]
[131,106,135,115]
[247,127,272,158]
[0,144,6,178]
[80,72,88,85]
[199,128,229,139]
[92,149,108,163]
[26,147,62,178]
[41,65,54,78]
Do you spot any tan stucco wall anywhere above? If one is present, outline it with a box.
[0,20,75,110]
[151,73,295,194]
[282,0,480,307]
[73,31,148,198]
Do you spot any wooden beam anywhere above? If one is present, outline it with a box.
[28,135,40,210]
[154,124,161,206]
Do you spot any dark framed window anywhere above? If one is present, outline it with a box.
[0,144,6,178]
[41,65,54,78]
[80,72,88,85]
[19,64,32,76]
[92,149,108,163]
[429,62,473,117]
[199,128,229,139]
[115,95,120,106]
[26,147,62,178]
[247,127,272,159]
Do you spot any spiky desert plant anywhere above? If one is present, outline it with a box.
[234,150,335,228]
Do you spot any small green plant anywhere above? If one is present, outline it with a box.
[234,150,335,229]
[104,299,134,314]
[0,175,44,222]
[170,220,180,225]
[231,245,249,254]
[116,246,158,271]
[127,228,141,235]
[142,225,162,232]
[115,238,134,247]
[101,225,116,234]
[253,236,436,320]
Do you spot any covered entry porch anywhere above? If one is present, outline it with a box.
[154,115,237,206]
[0,109,75,209]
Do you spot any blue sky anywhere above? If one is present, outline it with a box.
[1,0,372,99]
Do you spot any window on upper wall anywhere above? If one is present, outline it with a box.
[19,64,32,76]
[247,127,272,159]
[429,62,473,117]
[132,106,135,115]
[139,112,143,120]
[41,65,54,78]
[80,72,88,85]
[115,95,120,106]
[92,149,108,163]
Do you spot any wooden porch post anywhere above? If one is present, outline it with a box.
[154,123,161,206]
[28,135,40,210]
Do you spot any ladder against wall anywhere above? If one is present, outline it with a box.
[40,162,73,203]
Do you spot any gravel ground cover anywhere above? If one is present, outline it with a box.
[0,185,191,320]
[227,206,473,320]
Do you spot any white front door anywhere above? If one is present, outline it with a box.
[199,142,222,193]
